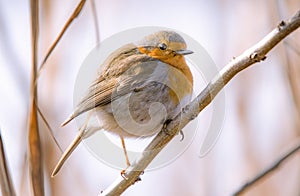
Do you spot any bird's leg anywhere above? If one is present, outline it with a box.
[163,119,172,128]
[163,119,184,141]
[119,134,130,179]
[162,119,172,135]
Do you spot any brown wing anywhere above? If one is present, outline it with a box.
[61,78,116,126]
[61,44,154,126]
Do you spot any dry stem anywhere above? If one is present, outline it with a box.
[28,0,44,195]
[0,130,16,196]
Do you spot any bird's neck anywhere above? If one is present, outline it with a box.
[160,55,193,87]
[137,46,193,89]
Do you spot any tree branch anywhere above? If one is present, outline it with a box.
[99,10,300,196]
[233,139,300,195]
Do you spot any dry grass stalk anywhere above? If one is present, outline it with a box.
[28,0,44,195]
[0,130,16,196]
[38,0,87,76]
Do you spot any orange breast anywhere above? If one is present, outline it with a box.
[138,46,193,105]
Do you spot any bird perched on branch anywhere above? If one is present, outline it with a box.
[51,30,194,177]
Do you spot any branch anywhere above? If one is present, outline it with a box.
[233,139,300,195]
[99,10,300,195]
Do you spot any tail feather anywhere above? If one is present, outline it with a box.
[61,113,75,127]
[53,111,98,177]
[51,130,84,177]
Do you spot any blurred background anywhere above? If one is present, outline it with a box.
[0,0,300,195]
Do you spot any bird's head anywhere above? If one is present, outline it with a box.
[136,31,193,66]
[136,30,193,91]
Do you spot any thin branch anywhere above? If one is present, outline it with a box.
[36,106,63,152]
[233,139,300,195]
[28,0,44,195]
[0,129,16,196]
[99,10,300,196]
[38,0,87,77]
[89,0,100,44]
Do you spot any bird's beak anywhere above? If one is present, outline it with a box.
[175,49,193,55]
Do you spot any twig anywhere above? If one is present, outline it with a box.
[99,10,300,196]
[38,0,87,77]
[89,0,100,44]
[28,0,44,195]
[36,106,63,152]
[0,129,16,196]
[233,139,300,195]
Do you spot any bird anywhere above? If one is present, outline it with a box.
[51,30,194,177]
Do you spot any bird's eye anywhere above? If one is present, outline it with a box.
[158,43,167,50]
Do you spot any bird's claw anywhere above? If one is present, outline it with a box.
[179,130,184,141]
[121,169,129,180]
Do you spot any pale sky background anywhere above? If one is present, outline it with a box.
[0,0,300,196]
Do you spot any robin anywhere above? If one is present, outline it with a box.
[51,30,194,177]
